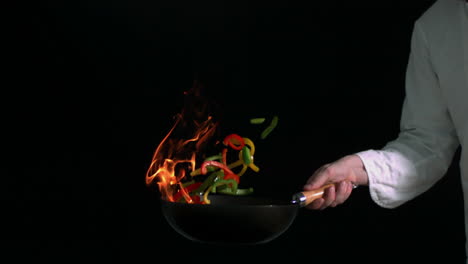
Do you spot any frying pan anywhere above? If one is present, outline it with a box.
[160,183,334,245]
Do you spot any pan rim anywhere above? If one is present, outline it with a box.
[160,195,300,208]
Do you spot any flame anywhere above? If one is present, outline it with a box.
[145,83,218,203]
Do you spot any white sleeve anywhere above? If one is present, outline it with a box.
[355,21,459,209]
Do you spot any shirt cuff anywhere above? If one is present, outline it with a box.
[354,150,396,209]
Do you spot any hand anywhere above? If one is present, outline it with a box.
[303,154,368,210]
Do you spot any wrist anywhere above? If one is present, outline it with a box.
[342,154,365,169]
[343,154,369,186]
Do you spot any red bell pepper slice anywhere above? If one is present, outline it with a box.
[223,172,240,183]
[222,133,245,150]
[201,160,240,183]
[173,182,203,202]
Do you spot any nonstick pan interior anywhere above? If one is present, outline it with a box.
[161,194,300,245]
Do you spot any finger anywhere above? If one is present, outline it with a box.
[346,181,354,197]
[341,181,353,202]
[334,181,348,205]
[319,184,335,209]
[305,198,324,210]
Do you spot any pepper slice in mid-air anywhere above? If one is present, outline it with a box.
[222,133,245,150]
[172,181,203,203]
[203,179,238,204]
[172,116,278,204]
[201,160,240,183]
[260,115,278,139]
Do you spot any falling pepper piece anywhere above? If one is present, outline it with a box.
[236,137,260,176]
[241,146,252,165]
[190,154,223,176]
[203,179,238,204]
[250,118,266,124]
[173,182,203,202]
[222,133,245,150]
[260,115,279,139]
[201,160,240,183]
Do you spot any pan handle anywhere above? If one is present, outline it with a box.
[291,183,335,207]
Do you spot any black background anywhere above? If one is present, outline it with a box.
[4,0,466,262]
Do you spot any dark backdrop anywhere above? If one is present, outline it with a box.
[4,0,465,262]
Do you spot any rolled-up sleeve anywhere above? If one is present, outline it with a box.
[355,21,459,209]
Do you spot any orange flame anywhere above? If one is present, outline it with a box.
[145,84,218,202]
